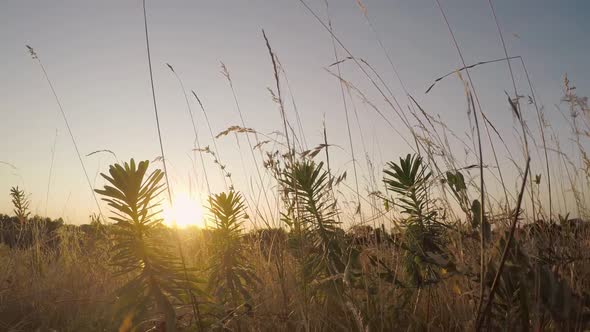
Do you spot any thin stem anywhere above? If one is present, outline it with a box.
[488,0,535,220]
[143,0,172,204]
[476,158,531,330]
[519,58,552,220]
[220,61,273,226]
[324,0,362,221]
[192,90,230,190]
[298,0,422,154]
[45,129,58,217]
[262,30,292,157]
[432,0,486,321]
[166,64,212,196]
[27,46,104,219]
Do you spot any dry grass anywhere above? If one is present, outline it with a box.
[2,2,590,331]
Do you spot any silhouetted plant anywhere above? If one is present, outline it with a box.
[279,160,368,330]
[95,159,187,332]
[10,186,30,225]
[383,154,446,287]
[207,191,259,324]
[281,160,344,281]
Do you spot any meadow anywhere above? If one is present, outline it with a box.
[1,1,590,331]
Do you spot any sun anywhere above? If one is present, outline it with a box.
[163,193,205,228]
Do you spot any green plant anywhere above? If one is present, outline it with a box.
[207,191,259,322]
[10,186,30,225]
[281,160,344,281]
[279,160,367,330]
[95,159,187,331]
[383,154,446,287]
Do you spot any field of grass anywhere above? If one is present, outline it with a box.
[2,1,590,331]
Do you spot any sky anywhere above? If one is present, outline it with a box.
[1,0,589,224]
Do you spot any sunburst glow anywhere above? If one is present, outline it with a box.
[163,193,205,228]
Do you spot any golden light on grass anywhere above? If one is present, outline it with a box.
[163,192,205,228]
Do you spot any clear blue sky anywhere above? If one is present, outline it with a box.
[1,0,588,223]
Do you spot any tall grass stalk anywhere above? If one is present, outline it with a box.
[142,0,172,203]
[26,46,103,219]
[487,0,536,220]
[477,157,531,330]
[352,0,422,132]
[425,57,522,207]
[220,61,274,226]
[323,0,363,221]
[45,129,58,217]
[191,90,230,190]
[352,58,419,151]
[518,57,553,219]
[432,0,487,320]
[325,70,418,153]
[298,0,422,152]
[142,3,203,325]
[262,31,292,157]
[166,63,212,196]
[275,59,308,150]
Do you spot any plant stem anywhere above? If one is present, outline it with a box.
[476,158,531,330]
